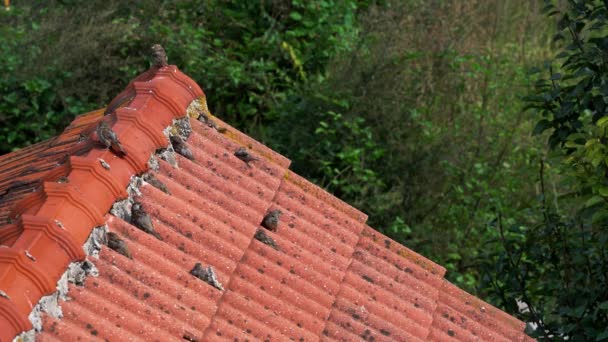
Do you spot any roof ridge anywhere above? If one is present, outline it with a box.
[0,65,203,341]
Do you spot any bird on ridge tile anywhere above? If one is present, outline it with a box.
[234,147,258,167]
[143,172,171,194]
[103,44,166,116]
[254,229,279,250]
[190,263,224,291]
[131,202,163,240]
[170,135,195,160]
[96,121,127,155]
[106,232,132,259]
[261,209,282,232]
[150,44,168,68]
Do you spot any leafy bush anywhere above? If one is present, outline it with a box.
[0,0,361,153]
[481,1,608,339]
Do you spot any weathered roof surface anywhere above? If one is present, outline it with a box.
[0,64,530,341]
[0,109,102,226]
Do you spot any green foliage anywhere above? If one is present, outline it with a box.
[479,1,608,339]
[0,0,360,153]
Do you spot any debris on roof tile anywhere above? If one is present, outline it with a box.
[0,45,532,341]
[190,262,224,291]
[254,228,279,250]
[261,208,282,232]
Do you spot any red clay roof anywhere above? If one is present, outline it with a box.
[0,64,531,341]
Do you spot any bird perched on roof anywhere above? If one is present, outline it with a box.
[106,232,132,259]
[103,44,167,116]
[150,44,168,68]
[96,121,127,155]
[254,229,279,250]
[198,112,219,130]
[131,202,163,240]
[261,209,282,232]
[234,147,259,167]
[143,172,170,194]
[190,263,224,291]
[170,135,195,160]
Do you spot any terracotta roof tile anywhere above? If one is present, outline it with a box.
[0,109,102,226]
[0,61,531,341]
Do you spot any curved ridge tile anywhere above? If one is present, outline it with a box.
[0,65,201,341]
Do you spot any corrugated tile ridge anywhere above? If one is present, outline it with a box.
[316,228,365,340]
[0,64,203,341]
[202,164,292,338]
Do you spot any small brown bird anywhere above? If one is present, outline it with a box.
[261,209,282,232]
[197,112,217,129]
[170,135,195,160]
[106,232,132,259]
[151,44,168,68]
[190,263,224,291]
[96,121,127,155]
[234,147,258,167]
[131,202,163,240]
[254,229,279,250]
[143,172,170,194]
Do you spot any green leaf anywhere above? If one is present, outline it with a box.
[290,12,303,21]
[597,116,608,128]
[596,330,608,341]
[533,119,552,135]
[585,196,604,207]
[599,187,608,197]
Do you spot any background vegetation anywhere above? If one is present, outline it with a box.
[2,0,608,339]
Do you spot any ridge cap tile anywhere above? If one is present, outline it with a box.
[0,64,202,341]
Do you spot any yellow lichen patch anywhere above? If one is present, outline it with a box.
[167,126,179,136]
[396,247,440,274]
[186,95,210,119]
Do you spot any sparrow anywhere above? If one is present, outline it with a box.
[170,135,195,160]
[106,232,132,259]
[151,44,168,68]
[261,209,282,232]
[96,121,127,155]
[143,172,170,194]
[234,147,258,167]
[197,112,218,129]
[103,44,166,116]
[131,202,163,240]
[254,229,279,250]
[190,263,224,291]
